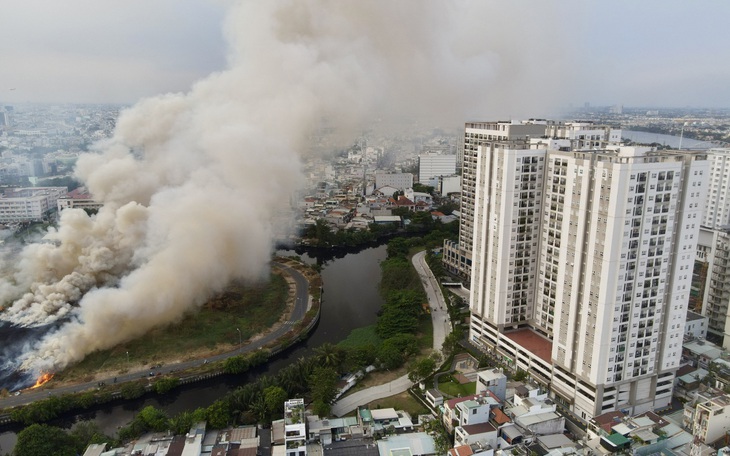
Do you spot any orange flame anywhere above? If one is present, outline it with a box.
[30,373,54,389]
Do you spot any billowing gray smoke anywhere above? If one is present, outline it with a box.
[0,0,570,375]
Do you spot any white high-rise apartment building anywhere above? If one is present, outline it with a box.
[469,140,708,420]
[693,148,730,348]
[702,148,730,229]
[443,121,546,281]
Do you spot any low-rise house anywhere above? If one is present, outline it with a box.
[357,407,414,437]
[448,443,493,456]
[425,389,443,408]
[675,366,708,399]
[587,410,626,440]
[685,311,708,341]
[497,424,524,449]
[306,415,362,445]
[454,422,498,448]
[693,394,730,445]
[683,340,723,369]
[443,394,499,432]
[376,432,437,456]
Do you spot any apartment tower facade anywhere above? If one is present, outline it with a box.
[468,138,708,420]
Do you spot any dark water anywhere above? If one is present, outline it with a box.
[0,244,386,452]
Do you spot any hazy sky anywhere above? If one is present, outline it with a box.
[1,0,729,109]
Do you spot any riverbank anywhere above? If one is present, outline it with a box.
[0,258,321,420]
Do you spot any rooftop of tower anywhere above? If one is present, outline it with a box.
[502,328,552,364]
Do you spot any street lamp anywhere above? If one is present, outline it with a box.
[236,328,242,352]
[126,351,129,366]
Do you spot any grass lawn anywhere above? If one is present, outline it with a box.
[438,375,476,397]
[364,391,429,418]
[56,273,289,382]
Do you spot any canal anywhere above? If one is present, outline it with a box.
[0,244,386,453]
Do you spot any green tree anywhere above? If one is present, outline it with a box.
[308,366,338,416]
[408,352,442,384]
[264,386,288,419]
[76,391,98,409]
[223,355,250,374]
[379,256,422,294]
[153,377,180,394]
[169,410,195,436]
[378,334,419,369]
[376,289,425,339]
[249,396,269,423]
[120,381,146,400]
[314,343,346,370]
[69,422,110,451]
[386,237,409,258]
[513,369,528,382]
[413,183,434,195]
[137,406,169,432]
[248,349,270,367]
[344,345,377,371]
[442,326,464,357]
[206,399,231,429]
[14,424,76,456]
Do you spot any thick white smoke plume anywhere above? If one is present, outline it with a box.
[0,0,571,374]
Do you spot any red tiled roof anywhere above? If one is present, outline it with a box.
[492,408,511,425]
[396,196,415,206]
[590,410,625,433]
[446,394,479,409]
[502,328,553,363]
[449,445,474,456]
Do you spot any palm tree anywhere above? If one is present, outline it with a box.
[315,343,345,371]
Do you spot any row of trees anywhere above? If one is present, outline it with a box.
[303,218,398,247]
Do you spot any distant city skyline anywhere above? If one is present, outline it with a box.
[1,1,730,112]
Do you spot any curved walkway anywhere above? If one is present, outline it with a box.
[0,262,311,410]
[331,250,451,417]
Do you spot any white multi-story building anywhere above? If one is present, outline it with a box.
[693,149,730,348]
[439,175,461,196]
[545,121,621,148]
[374,172,413,191]
[695,226,730,348]
[0,186,67,223]
[443,120,547,281]
[693,395,730,445]
[685,311,708,340]
[57,186,103,213]
[469,139,709,420]
[284,398,307,456]
[418,153,457,184]
[702,148,730,229]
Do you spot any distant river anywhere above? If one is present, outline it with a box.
[0,244,387,453]
[622,130,717,149]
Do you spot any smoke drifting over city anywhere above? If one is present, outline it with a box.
[0,0,568,377]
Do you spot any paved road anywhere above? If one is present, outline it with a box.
[0,262,310,410]
[331,250,451,417]
[412,250,451,355]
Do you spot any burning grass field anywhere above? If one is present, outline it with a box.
[50,271,290,384]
